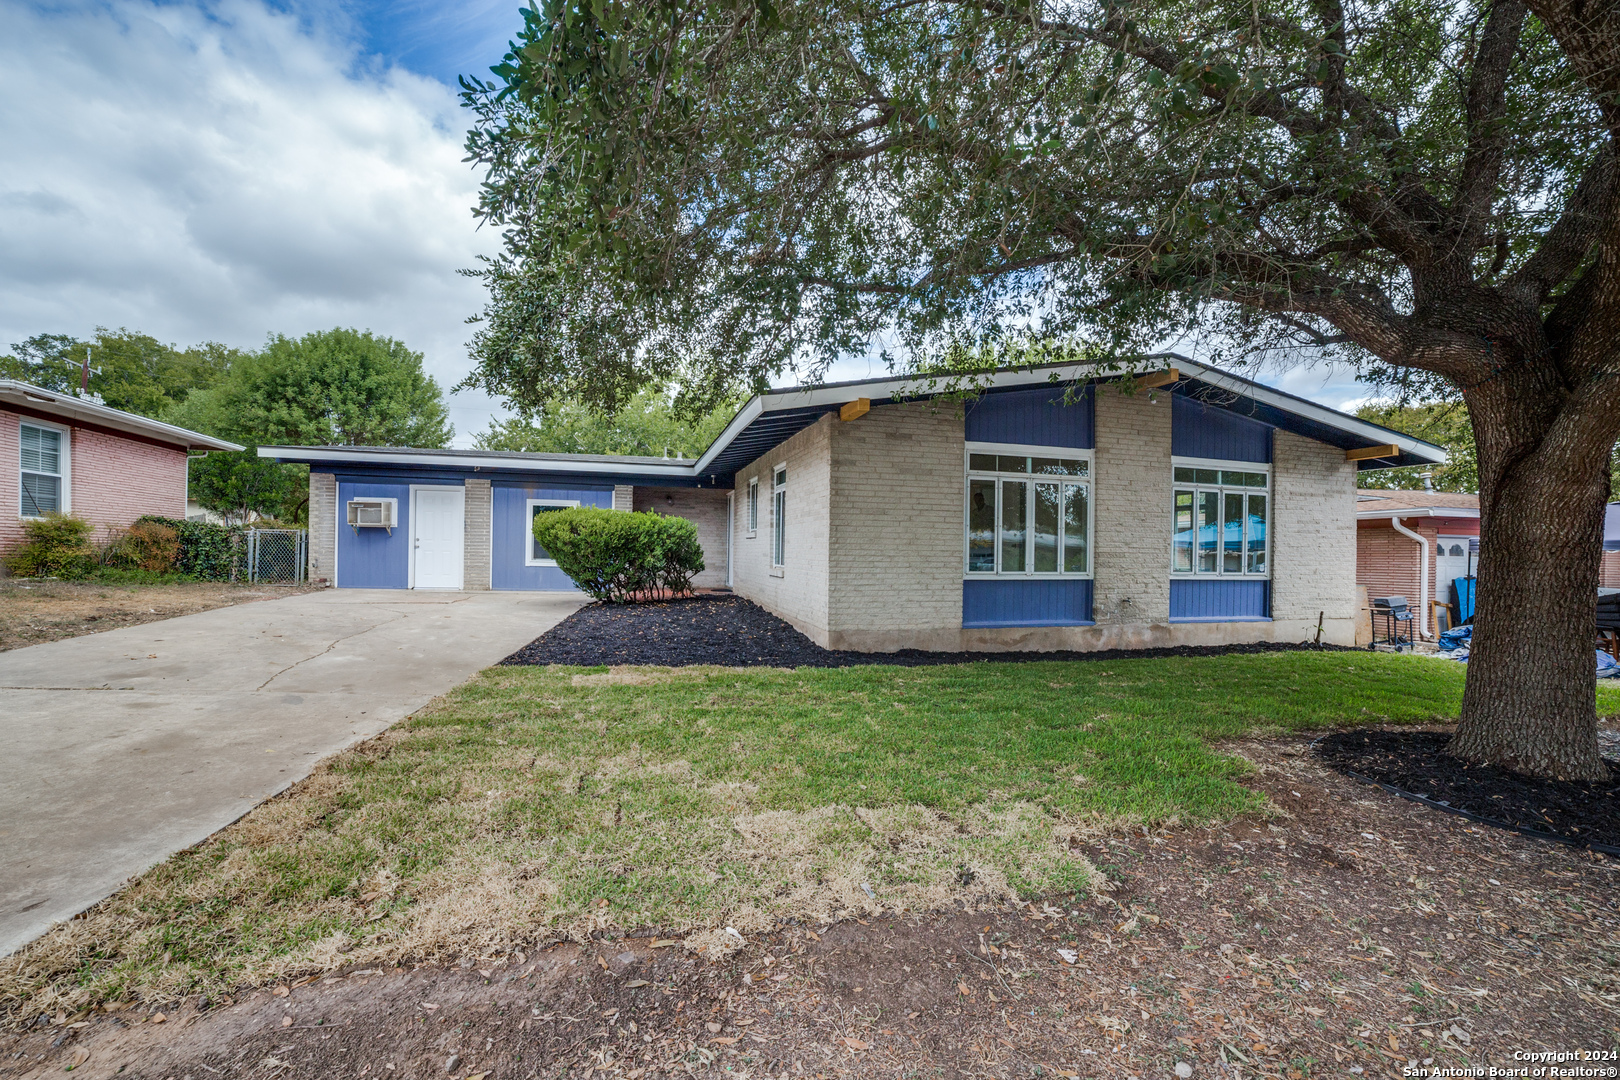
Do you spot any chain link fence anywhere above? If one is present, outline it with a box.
[242,529,306,584]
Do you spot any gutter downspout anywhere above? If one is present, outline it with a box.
[1390,516,1432,639]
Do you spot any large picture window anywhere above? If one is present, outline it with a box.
[965,444,1091,576]
[527,499,579,566]
[771,466,786,567]
[20,422,66,517]
[1171,461,1269,577]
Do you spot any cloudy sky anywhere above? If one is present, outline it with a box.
[0,0,1373,446]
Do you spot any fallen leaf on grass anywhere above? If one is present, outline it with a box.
[148,1013,166,1024]
[68,1048,90,1068]
[651,939,681,948]
[625,980,649,988]
[710,1037,740,1046]
[838,1038,871,1050]
[271,986,289,998]
[281,1015,293,1027]
[1055,949,1078,964]
[466,1073,490,1080]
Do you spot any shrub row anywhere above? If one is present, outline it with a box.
[531,507,704,602]
[2,512,248,581]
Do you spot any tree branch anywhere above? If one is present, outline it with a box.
[1454,0,1529,239]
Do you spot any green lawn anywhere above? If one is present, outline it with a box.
[7,652,1615,1018]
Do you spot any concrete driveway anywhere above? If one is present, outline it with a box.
[0,588,584,956]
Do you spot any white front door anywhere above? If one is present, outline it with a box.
[412,487,464,589]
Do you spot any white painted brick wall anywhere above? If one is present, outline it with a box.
[633,486,731,588]
[308,471,336,586]
[1092,388,1172,624]
[1272,431,1357,642]
[731,416,833,642]
[463,478,492,590]
[826,402,964,644]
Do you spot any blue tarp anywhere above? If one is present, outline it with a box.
[1438,624,1472,652]
[1451,577,1477,623]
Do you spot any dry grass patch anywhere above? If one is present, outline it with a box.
[6,650,1588,1025]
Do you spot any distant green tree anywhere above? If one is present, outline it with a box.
[194,328,452,448]
[1358,400,1618,500]
[188,451,307,527]
[1,329,241,418]
[475,387,736,459]
[1355,402,1480,494]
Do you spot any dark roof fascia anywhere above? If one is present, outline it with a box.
[288,457,725,490]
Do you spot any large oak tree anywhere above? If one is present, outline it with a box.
[459,0,1620,778]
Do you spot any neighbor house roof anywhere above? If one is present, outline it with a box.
[0,380,242,452]
[260,354,1447,485]
[1355,489,1480,520]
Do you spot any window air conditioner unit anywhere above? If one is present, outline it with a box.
[347,498,397,533]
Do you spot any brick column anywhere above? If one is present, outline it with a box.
[464,478,492,590]
[308,472,336,586]
[1092,387,1173,624]
[1272,431,1357,642]
[613,485,634,512]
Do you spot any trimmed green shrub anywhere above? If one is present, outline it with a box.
[3,512,96,578]
[532,507,705,602]
[134,516,242,580]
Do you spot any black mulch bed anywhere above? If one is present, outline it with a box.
[1315,729,1620,852]
[500,592,1353,669]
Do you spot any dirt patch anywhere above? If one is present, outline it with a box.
[1315,728,1620,851]
[503,593,1353,668]
[7,734,1614,1077]
[0,580,315,651]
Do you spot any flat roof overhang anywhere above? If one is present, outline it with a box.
[264,353,1447,484]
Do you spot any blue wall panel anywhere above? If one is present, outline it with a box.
[492,482,614,591]
[1171,395,1273,462]
[962,578,1094,628]
[1168,578,1270,621]
[335,480,419,589]
[965,385,1093,448]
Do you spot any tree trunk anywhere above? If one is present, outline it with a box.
[1448,420,1611,781]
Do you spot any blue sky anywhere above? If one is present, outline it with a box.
[336,0,517,88]
[0,0,1375,446]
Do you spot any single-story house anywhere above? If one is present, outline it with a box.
[260,358,1446,652]
[1357,493,1620,638]
[1,380,241,558]
[1355,489,1481,638]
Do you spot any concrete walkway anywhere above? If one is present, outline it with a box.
[0,588,584,956]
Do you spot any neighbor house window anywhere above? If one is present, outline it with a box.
[747,477,759,536]
[1171,461,1269,576]
[20,422,67,517]
[527,499,579,566]
[965,444,1092,576]
[771,466,786,567]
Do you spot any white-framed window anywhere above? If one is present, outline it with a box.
[20,421,69,518]
[771,465,786,568]
[746,476,759,536]
[964,443,1093,577]
[1170,457,1270,577]
[526,499,580,566]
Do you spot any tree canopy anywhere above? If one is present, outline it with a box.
[173,328,453,449]
[474,387,738,458]
[1,329,242,418]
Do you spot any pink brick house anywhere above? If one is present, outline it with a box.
[1,380,240,559]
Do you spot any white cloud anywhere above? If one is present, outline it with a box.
[0,0,504,443]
